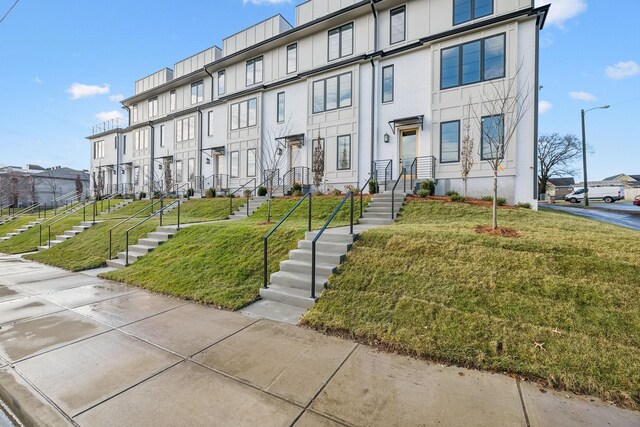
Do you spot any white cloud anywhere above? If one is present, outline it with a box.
[109,94,125,102]
[539,100,553,113]
[67,83,110,100]
[95,110,124,122]
[569,91,597,102]
[242,0,291,5]
[536,0,587,29]
[33,77,43,84]
[605,61,640,80]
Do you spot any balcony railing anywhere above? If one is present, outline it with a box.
[91,118,127,135]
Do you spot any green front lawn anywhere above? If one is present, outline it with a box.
[162,198,246,224]
[0,213,86,254]
[301,200,640,409]
[0,215,38,238]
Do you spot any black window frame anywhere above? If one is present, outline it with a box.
[230,98,258,130]
[230,151,239,178]
[440,33,505,90]
[246,56,263,87]
[480,114,504,161]
[327,23,354,61]
[247,148,256,177]
[132,104,138,123]
[382,65,394,103]
[191,80,204,105]
[208,111,214,136]
[218,70,225,96]
[170,90,176,111]
[148,97,158,118]
[160,125,165,147]
[286,44,297,74]
[123,135,127,154]
[453,0,494,26]
[440,120,461,163]
[312,72,353,114]
[390,6,406,45]
[277,92,285,123]
[336,135,352,170]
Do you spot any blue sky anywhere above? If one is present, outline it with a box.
[0,0,637,180]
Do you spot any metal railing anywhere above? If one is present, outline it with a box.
[124,200,181,266]
[372,160,393,191]
[390,170,405,220]
[282,167,310,196]
[311,192,354,299]
[229,179,256,215]
[41,199,96,248]
[407,156,437,193]
[263,192,313,288]
[108,199,163,260]
[360,176,372,218]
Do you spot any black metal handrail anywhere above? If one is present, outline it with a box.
[263,192,313,288]
[173,182,191,197]
[390,170,405,220]
[282,167,310,196]
[108,199,163,259]
[229,179,256,215]
[124,200,181,266]
[41,199,96,248]
[360,176,372,218]
[372,160,393,191]
[311,192,354,299]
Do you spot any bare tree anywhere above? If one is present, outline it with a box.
[75,174,83,201]
[41,169,61,206]
[92,169,105,200]
[460,103,475,197]
[537,133,581,195]
[473,66,533,230]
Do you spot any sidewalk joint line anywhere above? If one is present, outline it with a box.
[516,379,531,427]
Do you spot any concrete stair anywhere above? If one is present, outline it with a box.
[0,216,16,226]
[358,190,407,225]
[229,196,269,220]
[99,199,133,215]
[0,218,45,242]
[106,225,177,269]
[37,221,99,251]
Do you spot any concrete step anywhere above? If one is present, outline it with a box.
[106,258,127,269]
[358,218,395,225]
[156,226,178,234]
[259,284,318,310]
[148,231,174,240]
[289,249,345,265]
[362,212,395,219]
[128,244,155,254]
[304,231,355,244]
[270,270,329,291]
[117,251,146,262]
[279,259,336,276]
[56,235,72,241]
[298,240,351,253]
[137,238,165,248]
[6,232,19,237]
[73,225,90,232]
[365,205,402,212]
[64,230,81,237]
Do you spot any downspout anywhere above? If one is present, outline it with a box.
[533,11,541,203]
[116,132,121,192]
[204,67,214,102]
[123,106,131,127]
[149,122,155,195]
[369,0,378,178]
[197,108,203,189]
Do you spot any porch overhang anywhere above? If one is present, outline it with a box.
[388,115,424,134]
[276,134,305,147]
[201,146,226,156]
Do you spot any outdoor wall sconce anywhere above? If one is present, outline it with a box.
[112,170,117,175]
[206,158,210,164]
[384,133,390,143]
[121,170,125,175]
[158,164,163,170]
[276,147,283,156]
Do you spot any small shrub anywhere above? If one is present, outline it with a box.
[186,188,195,198]
[420,180,435,196]
[257,186,268,197]
[205,188,216,198]
[481,196,493,202]
[369,180,379,194]
[446,191,459,197]
[450,194,466,202]
[517,202,532,209]
[292,190,303,197]
[292,182,302,192]
[243,189,252,198]
[496,197,507,206]
[331,188,342,196]
[344,184,360,195]
[139,192,147,200]
[417,189,430,198]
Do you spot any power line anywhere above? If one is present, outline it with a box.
[0,0,20,26]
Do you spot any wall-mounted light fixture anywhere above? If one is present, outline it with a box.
[121,170,125,175]
[206,158,211,165]
[112,169,117,175]
[384,133,390,143]
[158,164,163,170]
[276,147,283,156]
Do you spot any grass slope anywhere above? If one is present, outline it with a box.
[302,200,640,409]
[0,215,38,238]
[0,213,86,254]
[162,198,246,224]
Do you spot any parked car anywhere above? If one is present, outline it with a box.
[634,196,640,206]
[564,186,625,204]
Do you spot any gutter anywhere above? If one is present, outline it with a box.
[197,108,203,185]
[204,68,215,102]
[369,0,378,178]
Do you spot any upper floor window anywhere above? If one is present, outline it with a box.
[176,160,183,183]
[218,70,225,95]
[133,129,149,151]
[170,90,176,111]
[277,92,285,123]
[440,33,505,90]
[246,57,263,86]
[440,121,460,163]
[160,125,165,147]
[191,80,204,105]
[208,111,214,136]
[481,114,504,160]
[312,72,352,113]
[230,151,239,178]
[131,104,138,123]
[176,116,196,143]
[454,0,493,25]
[328,23,353,61]
[390,6,406,45]
[93,140,104,159]
[122,135,127,154]
[287,44,297,74]
[230,98,258,131]
[382,65,394,103]
[148,97,158,118]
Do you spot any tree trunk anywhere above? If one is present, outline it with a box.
[267,197,272,223]
[539,176,548,195]
[463,177,468,198]
[492,169,498,230]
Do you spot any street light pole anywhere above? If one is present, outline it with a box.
[580,105,610,207]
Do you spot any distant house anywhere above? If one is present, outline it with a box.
[0,165,89,207]
[587,173,640,200]
[546,177,575,199]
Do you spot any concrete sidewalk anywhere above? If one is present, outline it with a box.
[0,255,637,426]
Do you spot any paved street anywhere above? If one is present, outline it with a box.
[542,204,640,231]
[0,254,638,426]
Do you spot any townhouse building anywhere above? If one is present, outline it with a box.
[88,0,548,205]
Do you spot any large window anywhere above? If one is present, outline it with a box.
[287,44,297,74]
[337,135,351,170]
[247,149,256,177]
[382,65,394,103]
[148,97,158,118]
[93,140,104,159]
[312,72,352,113]
[133,129,149,150]
[188,158,195,182]
[328,23,353,61]
[277,92,285,123]
[132,104,138,123]
[160,125,165,147]
[170,90,176,111]
[191,80,204,104]
[176,116,196,142]
[440,33,505,89]
[208,111,214,136]
[246,57,263,86]
[230,151,239,178]
[481,115,504,160]
[218,70,225,95]
[440,121,460,163]
[454,0,493,25]
[176,160,183,183]
[390,6,406,45]
[230,98,258,130]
